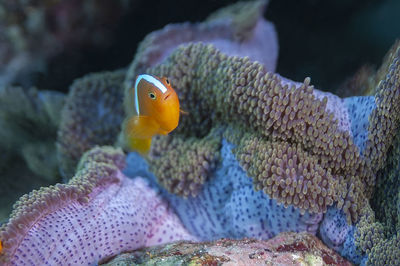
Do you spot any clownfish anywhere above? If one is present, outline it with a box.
[123,74,182,154]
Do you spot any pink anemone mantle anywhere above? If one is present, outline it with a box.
[0,147,195,265]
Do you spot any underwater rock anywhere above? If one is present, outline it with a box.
[0,146,195,265]
[102,232,351,266]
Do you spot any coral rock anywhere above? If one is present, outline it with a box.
[102,232,351,266]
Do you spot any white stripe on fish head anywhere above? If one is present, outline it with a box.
[134,74,168,115]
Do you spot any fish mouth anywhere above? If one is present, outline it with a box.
[164,93,171,100]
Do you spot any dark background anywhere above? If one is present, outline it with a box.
[37,0,400,94]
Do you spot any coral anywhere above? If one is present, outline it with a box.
[355,79,400,264]
[147,128,222,197]
[57,70,125,179]
[363,41,400,195]
[102,232,351,266]
[232,130,338,215]
[0,0,130,86]
[127,41,370,223]
[125,138,323,241]
[0,146,195,265]
[340,226,365,265]
[2,1,397,264]
[316,96,375,262]
[322,41,400,266]
[123,25,400,265]
[124,0,278,114]
[343,96,375,154]
[318,208,351,252]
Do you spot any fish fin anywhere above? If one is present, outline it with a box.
[127,138,152,154]
[180,109,189,115]
[123,115,160,139]
[157,129,169,135]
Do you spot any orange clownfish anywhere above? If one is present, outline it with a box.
[123,74,181,154]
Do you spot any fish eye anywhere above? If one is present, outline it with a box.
[165,78,170,85]
[148,92,156,100]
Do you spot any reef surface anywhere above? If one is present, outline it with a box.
[102,232,351,265]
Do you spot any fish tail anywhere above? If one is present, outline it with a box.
[127,137,152,154]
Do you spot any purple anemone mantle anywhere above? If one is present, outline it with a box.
[0,147,195,265]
